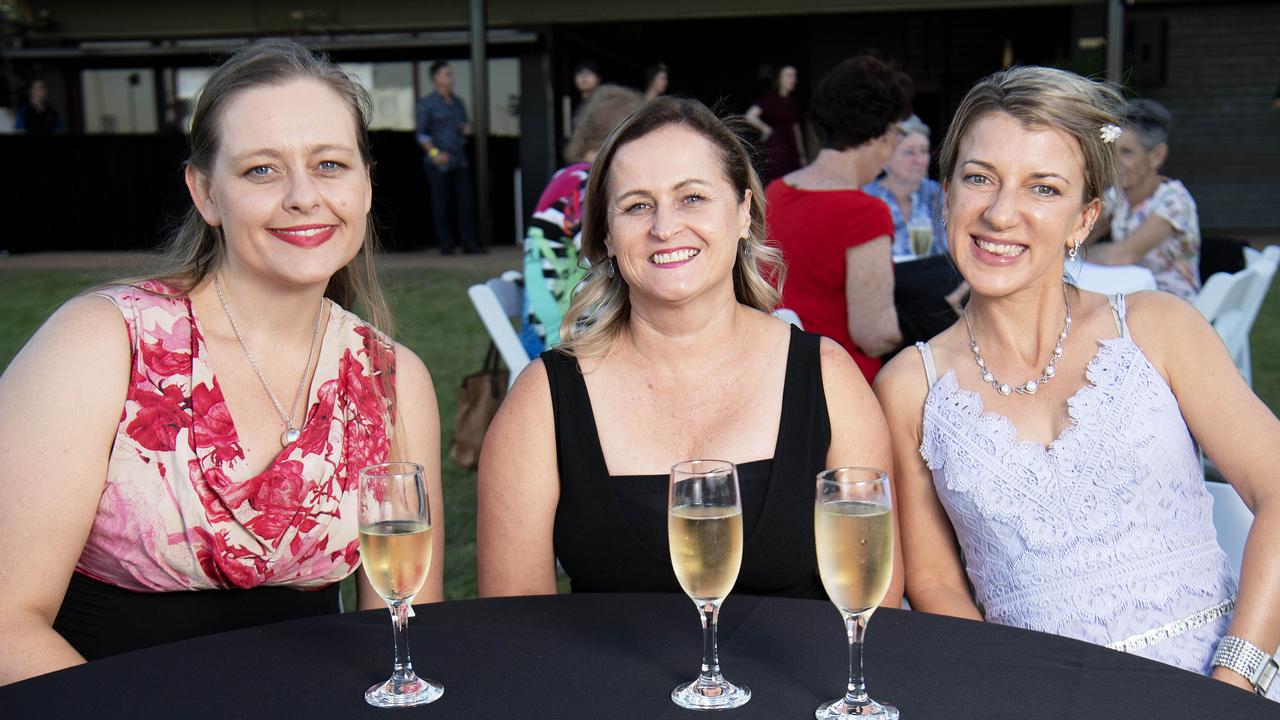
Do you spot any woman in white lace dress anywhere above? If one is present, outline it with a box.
[874,66,1280,700]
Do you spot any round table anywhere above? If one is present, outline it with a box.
[1,593,1273,719]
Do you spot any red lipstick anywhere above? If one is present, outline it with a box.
[269,224,337,248]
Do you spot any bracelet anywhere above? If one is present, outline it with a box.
[428,147,440,158]
[1212,635,1279,695]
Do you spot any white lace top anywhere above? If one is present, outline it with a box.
[916,294,1262,687]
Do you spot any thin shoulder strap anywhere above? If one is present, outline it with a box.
[1107,293,1130,339]
[914,341,938,390]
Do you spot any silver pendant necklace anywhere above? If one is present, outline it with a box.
[963,283,1071,397]
[214,276,324,446]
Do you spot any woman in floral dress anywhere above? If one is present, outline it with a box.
[0,40,443,685]
[1087,99,1202,299]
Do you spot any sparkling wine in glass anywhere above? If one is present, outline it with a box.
[815,468,897,719]
[908,218,933,258]
[358,461,443,708]
[668,459,751,710]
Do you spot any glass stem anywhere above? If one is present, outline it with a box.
[697,600,723,685]
[844,610,870,707]
[389,599,418,687]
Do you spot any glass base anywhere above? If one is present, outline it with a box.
[365,673,444,708]
[671,676,751,710]
[816,697,898,719]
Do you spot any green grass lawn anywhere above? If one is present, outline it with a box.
[2,266,1279,601]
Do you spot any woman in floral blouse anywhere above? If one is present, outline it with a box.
[1087,99,1202,299]
[0,40,443,685]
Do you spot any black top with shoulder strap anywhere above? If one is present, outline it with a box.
[543,324,832,598]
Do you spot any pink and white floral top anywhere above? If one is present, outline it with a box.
[75,281,396,592]
[1106,179,1202,300]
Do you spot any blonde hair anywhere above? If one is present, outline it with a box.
[128,38,394,337]
[565,84,643,162]
[557,96,784,359]
[939,66,1124,203]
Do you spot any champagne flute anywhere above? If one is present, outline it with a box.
[358,462,443,708]
[908,217,933,258]
[668,459,752,710]
[814,468,897,719]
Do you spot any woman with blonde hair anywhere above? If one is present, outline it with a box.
[478,97,899,603]
[875,66,1279,698]
[0,39,444,685]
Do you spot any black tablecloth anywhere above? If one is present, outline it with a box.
[2,593,1274,719]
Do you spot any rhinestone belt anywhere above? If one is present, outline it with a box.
[1105,597,1237,654]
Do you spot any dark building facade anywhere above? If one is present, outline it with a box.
[1,0,1275,252]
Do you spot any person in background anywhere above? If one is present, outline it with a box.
[863,114,946,260]
[1086,99,1200,299]
[15,79,61,135]
[865,114,969,351]
[568,60,604,136]
[477,97,900,605]
[643,63,669,102]
[416,60,480,255]
[768,55,913,382]
[574,60,602,104]
[876,66,1279,699]
[745,64,805,183]
[519,84,644,357]
[0,39,444,686]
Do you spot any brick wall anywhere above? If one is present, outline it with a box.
[1130,2,1280,234]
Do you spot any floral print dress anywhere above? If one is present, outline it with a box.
[1107,179,1202,300]
[75,281,396,592]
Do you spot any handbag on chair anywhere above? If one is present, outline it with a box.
[449,343,508,470]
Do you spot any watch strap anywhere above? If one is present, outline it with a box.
[1212,635,1279,695]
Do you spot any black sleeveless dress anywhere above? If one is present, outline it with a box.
[544,324,831,599]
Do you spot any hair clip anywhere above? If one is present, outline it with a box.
[1100,124,1123,144]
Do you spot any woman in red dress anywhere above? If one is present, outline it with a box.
[768,55,913,382]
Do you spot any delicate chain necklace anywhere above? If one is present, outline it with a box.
[213,276,324,446]
[963,284,1071,397]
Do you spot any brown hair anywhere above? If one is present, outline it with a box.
[119,38,404,458]
[136,38,394,336]
[558,96,783,359]
[564,84,644,163]
[939,66,1124,203]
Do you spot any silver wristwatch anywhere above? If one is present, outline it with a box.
[1212,635,1279,695]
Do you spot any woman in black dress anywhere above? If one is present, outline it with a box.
[476,97,899,602]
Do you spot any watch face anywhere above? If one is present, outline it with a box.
[1259,660,1278,695]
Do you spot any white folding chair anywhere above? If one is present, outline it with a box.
[1235,249,1279,385]
[1205,480,1253,578]
[1242,243,1280,269]
[467,275,530,389]
[1194,266,1267,386]
[1073,261,1158,296]
[772,307,804,329]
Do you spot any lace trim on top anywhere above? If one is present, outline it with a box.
[918,337,1237,671]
